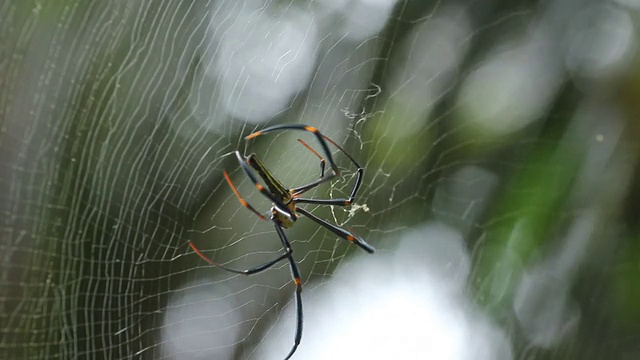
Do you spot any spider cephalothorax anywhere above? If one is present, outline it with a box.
[189,123,374,359]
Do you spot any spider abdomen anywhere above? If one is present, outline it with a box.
[247,153,292,204]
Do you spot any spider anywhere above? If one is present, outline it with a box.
[189,123,374,360]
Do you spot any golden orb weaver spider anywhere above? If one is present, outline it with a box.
[189,124,374,360]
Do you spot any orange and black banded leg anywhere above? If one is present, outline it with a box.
[246,124,340,184]
[272,224,303,360]
[297,138,326,179]
[189,241,291,275]
[292,165,362,206]
[223,170,267,221]
[295,207,375,254]
[289,139,327,197]
[293,134,364,205]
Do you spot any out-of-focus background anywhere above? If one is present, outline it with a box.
[1,0,640,359]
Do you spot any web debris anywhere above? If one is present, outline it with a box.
[341,83,383,150]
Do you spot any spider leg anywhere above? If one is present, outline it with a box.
[293,135,364,206]
[292,162,362,206]
[190,223,303,359]
[272,224,303,360]
[292,196,356,206]
[223,170,267,221]
[295,207,375,253]
[291,133,363,204]
[246,124,340,184]
[249,125,364,202]
[288,139,329,197]
[296,138,326,179]
[189,241,290,274]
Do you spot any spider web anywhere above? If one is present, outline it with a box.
[2,0,640,359]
